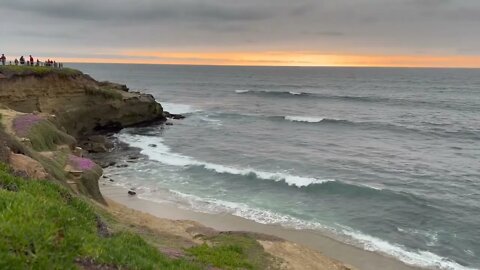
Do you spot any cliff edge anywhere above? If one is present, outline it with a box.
[0,66,164,137]
[0,66,165,203]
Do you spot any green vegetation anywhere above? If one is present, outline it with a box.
[188,234,275,270]
[0,65,81,78]
[0,164,276,269]
[26,120,76,152]
[0,164,194,269]
[85,87,123,100]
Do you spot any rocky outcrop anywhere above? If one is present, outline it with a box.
[9,153,49,180]
[0,67,167,204]
[0,69,165,137]
[80,135,114,153]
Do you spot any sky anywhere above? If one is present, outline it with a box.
[1,0,480,67]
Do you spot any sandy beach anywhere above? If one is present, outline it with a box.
[101,181,420,270]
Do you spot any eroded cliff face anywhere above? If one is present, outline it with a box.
[0,70,165,137]
[0,68,166,203]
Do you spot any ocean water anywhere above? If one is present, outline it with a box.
[70,64,479,270]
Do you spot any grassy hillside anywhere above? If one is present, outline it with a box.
[0,65,81,78]
[0,163,276,269]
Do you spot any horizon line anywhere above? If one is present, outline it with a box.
[64,61,480,69]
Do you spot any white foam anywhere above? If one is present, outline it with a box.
[289,91,303,95]
[115,133,475,270]
[162,102,200,114]
[117,133,333,188]
[235,89,250,93]
[167,190,329,230]
[342,229,474,270]
[285,116,325,123]
[146,186,474,270]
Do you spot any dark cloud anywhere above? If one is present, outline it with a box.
[2,0,282,22]
[1,0,479,57]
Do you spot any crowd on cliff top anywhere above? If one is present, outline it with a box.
[0,53,63,68]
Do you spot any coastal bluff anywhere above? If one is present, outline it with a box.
[0,66,165,137]
[0,66,165,203]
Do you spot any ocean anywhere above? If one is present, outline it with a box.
[69,63,480,270]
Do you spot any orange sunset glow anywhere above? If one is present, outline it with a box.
[56,51,480,68]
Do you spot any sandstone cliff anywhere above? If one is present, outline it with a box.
[0,67,165,137]
[0,66,166,202]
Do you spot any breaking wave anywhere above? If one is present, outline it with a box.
[117,133,334,188]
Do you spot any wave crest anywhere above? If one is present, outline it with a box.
[117,133,333,188]
[162,102,200,114]
[235,89,309,97]
[284,116,325,123]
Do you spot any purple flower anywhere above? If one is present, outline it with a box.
[13,114,43,137]
[69,155,96,171]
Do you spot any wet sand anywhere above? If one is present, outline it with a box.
[101,182,421,270]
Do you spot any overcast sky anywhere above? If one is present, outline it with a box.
[1,0,479,66]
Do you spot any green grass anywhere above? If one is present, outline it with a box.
[188,233,275,270]
[0,65,81,78]
[0,164,200,269]
[26,120,76,152]
[85,87,123,100]
[0,164,277,269]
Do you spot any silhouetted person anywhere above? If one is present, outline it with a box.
[14,58,19,65]
[29,55,34,66]
[36,59,40,66]
[19,56,25,65]
[0,54,5,65]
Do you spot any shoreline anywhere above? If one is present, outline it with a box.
[100,181,420,270]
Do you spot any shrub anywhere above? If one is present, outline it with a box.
[12,114,43,137]
[68,155,96,171]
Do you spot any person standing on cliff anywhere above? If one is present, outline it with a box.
[19,56,25,65]
[0,54,5,65]
[29,55,34,66]
[14,58,19,65]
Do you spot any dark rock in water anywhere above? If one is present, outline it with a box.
[109,179,114,182]
[165,122,173,126]
[91,143,108,153]
[99,161,116,168]
[171,114,185,120]
[164,111,186,120]
[80,135,115,153]
[148,144,157,147]
[116,164,128,168]
[88,135,107,143]
[128,155,139,160]
[102,175,108,179]
[128,190,136,196]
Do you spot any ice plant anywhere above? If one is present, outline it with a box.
[13,114,43,137]
[69,155,96,171]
